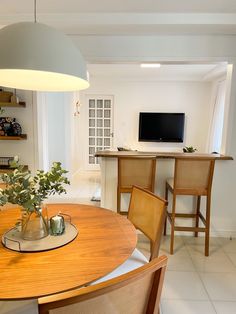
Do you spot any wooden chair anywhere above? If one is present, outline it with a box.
[91,186,167,284]
[117,156,156,214]
[164,157,215,256]
[38,255,168,314]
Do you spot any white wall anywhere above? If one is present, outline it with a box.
[79,78,212,169]
[0,89,38,173]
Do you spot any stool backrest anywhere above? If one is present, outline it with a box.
[128,186,167,260]
[118,156,156,191]
[174,158,215,194]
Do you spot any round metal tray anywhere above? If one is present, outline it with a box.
[2,222,78,252]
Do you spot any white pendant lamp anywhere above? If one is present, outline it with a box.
[0,7,89,92]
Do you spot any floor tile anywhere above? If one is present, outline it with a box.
[189,250,236,273]
[161,300,216,314]
[219,238,236,253]
[183,236,221,246]
[162,271,209,300]
[185,239,222,253]
[159,249,195,272]
[161,235,186,254]
[200,273,236,301]
[226,252,236,269]
[213,301,236,314]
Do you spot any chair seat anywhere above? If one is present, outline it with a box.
[91,248,148,285]
[0,300,38,314]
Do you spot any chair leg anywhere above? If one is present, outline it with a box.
[205,195,211,256]
[170,194,176,255]
[117,190,121,214]
[164,183,168,236]
[195,196,201,237]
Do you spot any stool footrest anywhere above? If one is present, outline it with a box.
[174,226,206,232]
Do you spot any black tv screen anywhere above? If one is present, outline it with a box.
[139,112,185,142]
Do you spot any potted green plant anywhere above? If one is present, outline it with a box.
[0,161,70,240]
[183,146,197,153]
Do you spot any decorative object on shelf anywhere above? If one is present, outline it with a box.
[0,1,89,92]
[0,90,13,102]
[0,161,70,240]
[0,156,16,169]
[183,146,197,153]
[0,107,5,115]
[0,117,22,136]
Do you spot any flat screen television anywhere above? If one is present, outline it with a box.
[139,112,185,142]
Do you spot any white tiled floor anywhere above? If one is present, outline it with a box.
[137,235,236,314]
[54,170,236,314]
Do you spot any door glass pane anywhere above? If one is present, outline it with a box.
[104,129,110,136]
[104,119,110,127]
[97,138,103,146]
[89,109,95,117]
[97,129,103,136]
[97,119,103,127]
[104,100,111,108]
[104,138,110,146]
[89,147,95,155]
[104,110,110,118]
[97,100,103,108]
[89,119,95,127]
[89,100,95,108]
[89,138,95,145]
[89,128,95,136]
[97,109,103,118]
[89,156,95,164]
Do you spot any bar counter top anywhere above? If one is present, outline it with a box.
[95,150,233,160]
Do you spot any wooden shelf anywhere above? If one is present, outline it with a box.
[0,134,27,140]
[0,101,26,108]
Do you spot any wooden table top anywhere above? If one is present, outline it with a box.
[0,204,137,300]
[95,150,233,160]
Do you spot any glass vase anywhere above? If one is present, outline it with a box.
[21,206,49,240]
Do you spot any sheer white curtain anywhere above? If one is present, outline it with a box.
[207,80,226,153]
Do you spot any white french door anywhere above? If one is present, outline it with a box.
[87,95,114,169]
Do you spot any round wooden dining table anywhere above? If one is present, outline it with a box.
[0,204,137,300]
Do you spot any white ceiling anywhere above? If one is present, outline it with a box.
[87,63,227,82]
[1,0,236,35]
[1,0,236,14]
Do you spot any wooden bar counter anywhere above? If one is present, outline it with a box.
[95,150,232,160]
[95,151,233,224]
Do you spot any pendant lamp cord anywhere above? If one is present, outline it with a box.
[34,0,37,23]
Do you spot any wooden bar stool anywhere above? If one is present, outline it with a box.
[164,157,215,256]
[117,156,156,214]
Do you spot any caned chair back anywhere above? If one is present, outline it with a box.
[128,186,167,260]
[118,156,156,192]
[38,255,168,314]
[173,158,215,195]
[117,156,156,213]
